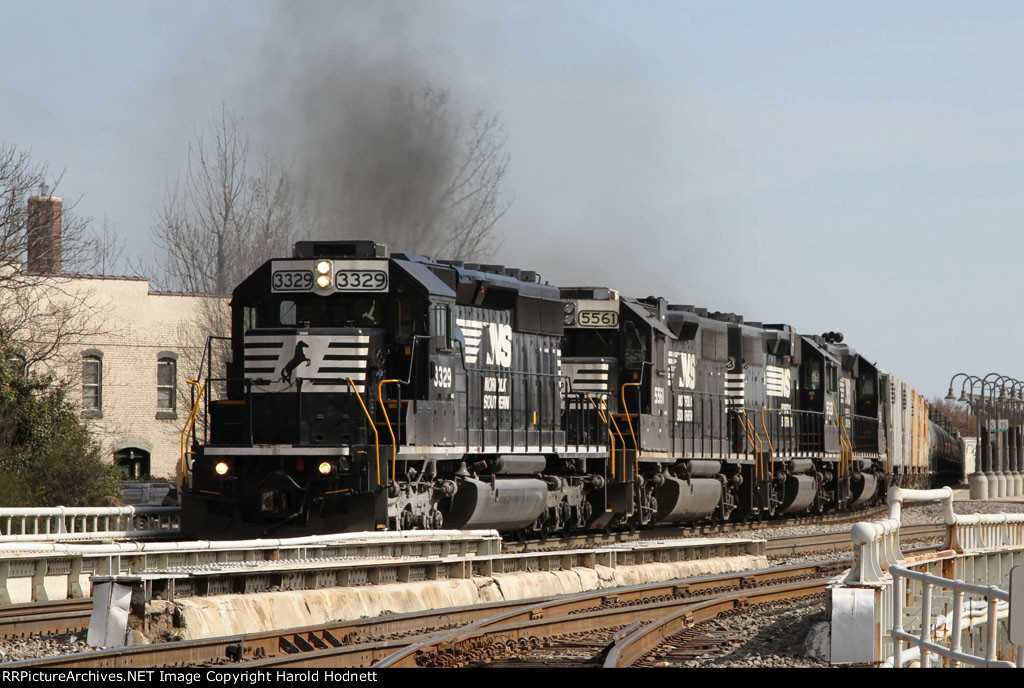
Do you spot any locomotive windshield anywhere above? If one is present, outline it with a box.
[278,296,383,327]
[562,329,617,357]
[238,295,385,330]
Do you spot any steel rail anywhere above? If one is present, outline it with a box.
[0,599,92,638]
[1,597,531,669]
[602,577,829,667]
[8,560,844,669]
[765,523,945,555]
[374,570,835,668]
[501,504,892,554]
[244,561,846,668]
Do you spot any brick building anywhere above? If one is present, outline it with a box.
[12,190,228,480]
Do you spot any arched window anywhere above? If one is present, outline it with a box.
[115,447,151,480]
[82,353,102,415]
[157,356,177,412]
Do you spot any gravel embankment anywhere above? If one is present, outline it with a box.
[0,633,90,663]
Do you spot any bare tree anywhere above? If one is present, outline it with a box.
[440,108,512,261]
[154,106,299,296]
[81,215,128,276]
[0,142,110,369]
[153,107,298,385]
[930,397,977,437]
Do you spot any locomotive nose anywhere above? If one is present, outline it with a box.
[253,470,306,519]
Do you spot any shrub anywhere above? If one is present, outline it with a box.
[0,335,120,506]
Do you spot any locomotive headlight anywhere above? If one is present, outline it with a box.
[564,302,575,314]
[316,260,332,275]
[318,461,333,475]
[214,461,229,476]
[564,314,575,326]
[316,274,332,288]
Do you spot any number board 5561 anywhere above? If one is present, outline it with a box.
[577,311,618,328]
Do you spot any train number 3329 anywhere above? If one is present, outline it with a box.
[336,270,388,291]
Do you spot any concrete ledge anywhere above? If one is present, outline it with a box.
[99,537,765,602]
[164,553,768,640]
[0,530,501,604]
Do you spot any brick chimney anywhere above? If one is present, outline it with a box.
[26,184,62,274]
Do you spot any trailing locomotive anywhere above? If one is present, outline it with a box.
[180,240,963,538]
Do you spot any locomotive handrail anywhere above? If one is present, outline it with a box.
[609,408,628,480]
[348,378,382,486]
[588,394,615,478]
[735,409,759,476]
[196,334,231,445]
[378,378,401,479]
[833,406,847,477]
[748,413,764,479]
[839,412,856,475]
[460,363,571,454]
[179,380,205,490]
[760,408,776,479]
[621,382,642,472]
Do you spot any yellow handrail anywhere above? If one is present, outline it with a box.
[587,394,615,479]
[832,406,847,477]
[179,380,205,491]
[607,409,627,480]
[349,379,382,486]
[760,408,776,479]
[378,378,401,480]
[745,414,763,480]
[621,382,641,474]
[737,409,759,478]
[839,413,855,477]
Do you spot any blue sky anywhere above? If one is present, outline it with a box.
[2,0,1023,399]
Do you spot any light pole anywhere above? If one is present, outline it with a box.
[1006,377,1024,496]
[948,373,987,499]
[984,373,1010,498]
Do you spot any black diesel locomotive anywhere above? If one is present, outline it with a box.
[180,240,962,538]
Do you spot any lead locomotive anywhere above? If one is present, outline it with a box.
[180,240,961,538]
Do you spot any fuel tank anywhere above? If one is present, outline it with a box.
[779,474,817,513]
[654,476,721,523]
[851,473,878,507]
[446,477,548,530]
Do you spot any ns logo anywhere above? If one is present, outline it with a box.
[479,322,513,368]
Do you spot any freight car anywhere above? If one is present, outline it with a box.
[179,240,962,538]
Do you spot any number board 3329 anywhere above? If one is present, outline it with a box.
[336,270,387,291]
[335,260,389,292]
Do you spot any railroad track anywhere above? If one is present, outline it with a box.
[602,578,826,667]
[502,504,892,554]
[366,563,839,668]
[6,559,846,669]
[0,518,944,659]
[765,522,945,556]
[0,599,92,639]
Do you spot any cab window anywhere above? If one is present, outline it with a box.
[624,328,646,369]
[803,360,822,391]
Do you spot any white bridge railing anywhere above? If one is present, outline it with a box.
[888,565,1017,668]
[0,506,181,542]
[831,486,1024,666]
